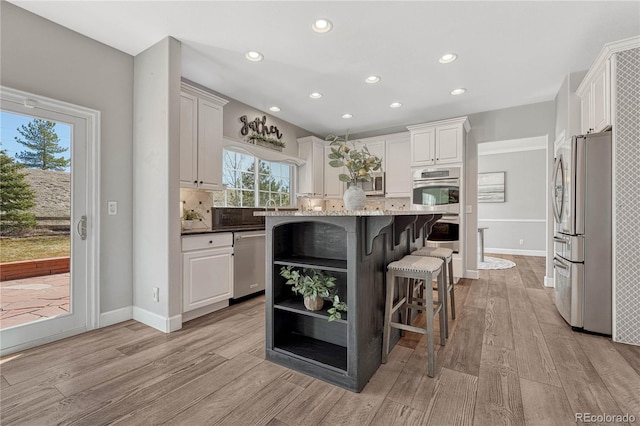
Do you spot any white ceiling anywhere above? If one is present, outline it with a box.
[9,1,640,137]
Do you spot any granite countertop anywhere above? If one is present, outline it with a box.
[181,226,265,236]
[254,209,447,217]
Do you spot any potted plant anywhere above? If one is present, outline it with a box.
[182,209,203,230]
[279,265,347,321]
[326,131,383,210]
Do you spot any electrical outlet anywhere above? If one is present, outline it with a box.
[519,239,524,246]
[108,201,118,215]
[152,287,159,302]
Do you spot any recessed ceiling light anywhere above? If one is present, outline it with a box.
[439,53,458,64]
[390,102,402,108]
[450,88,466,95]
[309,92,322,99]
[365,75,381,84]
[245,51,263,62]
[342,113,353,119]
[312,18,333,33]
[269,106,280,112]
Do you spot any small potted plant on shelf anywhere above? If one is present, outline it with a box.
[182,209,203,230]
[326,131,382,210]
[279,265,347,321]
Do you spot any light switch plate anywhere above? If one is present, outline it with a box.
[108,201,118,215]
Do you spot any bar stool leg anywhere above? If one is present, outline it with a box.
[437,269,446,347]
[424,270,435,377]
[382,269,395,364]
[448,260,456,320]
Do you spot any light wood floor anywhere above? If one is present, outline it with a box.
[1,255,639,425]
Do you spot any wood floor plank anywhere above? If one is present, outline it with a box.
[54,323,240,397]
[214,326,265,359]
[68,352,228,426]
[612,341,640,377]
[483,276,514,350]
[166,361,286,425]
[108,353,263,425]
[424,367,478,426]
[519,378,575,425]
[574,332,640,420]
[438,306,485,377]
[510,310,562,387]
[275,379,345,426]
[370,399,425,426]
[473,345,524,426]
[213,377,305,426]
[386,347,437,410]
[318,345,413,426]
[525,288,565,326]
[0,385,65,425]
[539,322,624,419]
[465,274,488,309]
[0,375,8,388]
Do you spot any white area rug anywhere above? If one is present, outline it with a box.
[478,256,516,270]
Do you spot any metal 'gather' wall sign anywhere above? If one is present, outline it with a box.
[239,115,286,151]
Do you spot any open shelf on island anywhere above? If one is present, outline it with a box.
[274,256,347,272]
[274,298,348,324]
[274,333,347,372]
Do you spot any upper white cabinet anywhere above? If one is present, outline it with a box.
[297,136,325,197]
[577,58,611,135]
[407,117,470,167]
[384,135,411,197]
[180,83,229,190]
[324,145,345,198]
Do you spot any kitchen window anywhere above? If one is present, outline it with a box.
[213,149,292,207]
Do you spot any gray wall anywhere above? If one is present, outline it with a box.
[1,2,134,314]
[478,149,547,253]
[467,101,555,274]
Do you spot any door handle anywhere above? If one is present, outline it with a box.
[77,215,87,240]
[553,237,567,244]
[553,257,569,271]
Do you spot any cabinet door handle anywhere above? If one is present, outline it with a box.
[209,240,213,244]
[194,180,197,184]
[199,181,203,184]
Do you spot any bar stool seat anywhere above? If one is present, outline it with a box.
[382,255,446,377]
[412,247,456,338]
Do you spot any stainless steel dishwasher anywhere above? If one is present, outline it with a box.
[232,230,266,299]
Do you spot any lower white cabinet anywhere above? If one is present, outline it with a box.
[182,233,233,313]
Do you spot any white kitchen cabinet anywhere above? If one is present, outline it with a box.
[384,136,411,197]
[577,59,611,134]
[324,145,345,198]
[180,83,229,190]
[182,233,233,313]
[407,117,469,167]
[297,136,325,197]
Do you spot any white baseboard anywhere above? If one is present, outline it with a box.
[132,306,182,333]
[464,269,479,280]
[99,306,133,327]
[182,300,229,323]
[544,276,555,288]
[485,248,546,257]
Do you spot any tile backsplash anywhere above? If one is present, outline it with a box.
[180,188,213,230]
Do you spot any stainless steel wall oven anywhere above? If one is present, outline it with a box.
[412,167,461,253]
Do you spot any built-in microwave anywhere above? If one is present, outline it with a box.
[347,172,385,196]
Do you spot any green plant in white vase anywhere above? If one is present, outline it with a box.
[182,209,203,230]
[326,131,382,210]
[279,265,347,321]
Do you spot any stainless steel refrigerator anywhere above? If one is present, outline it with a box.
[552,131,612,335]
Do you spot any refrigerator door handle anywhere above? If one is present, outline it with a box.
[552,155,564,224]
[553,257,570,271]
[553,237,567,244]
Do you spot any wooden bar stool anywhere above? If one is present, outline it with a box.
[382,255,446,377]
[412,246,455,338]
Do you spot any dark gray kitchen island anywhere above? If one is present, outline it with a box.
[255,210,444,392]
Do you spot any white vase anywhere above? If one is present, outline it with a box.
[343,184,366,210]
[182,220,193,230]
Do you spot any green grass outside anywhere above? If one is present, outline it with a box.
[0,236,71,263]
